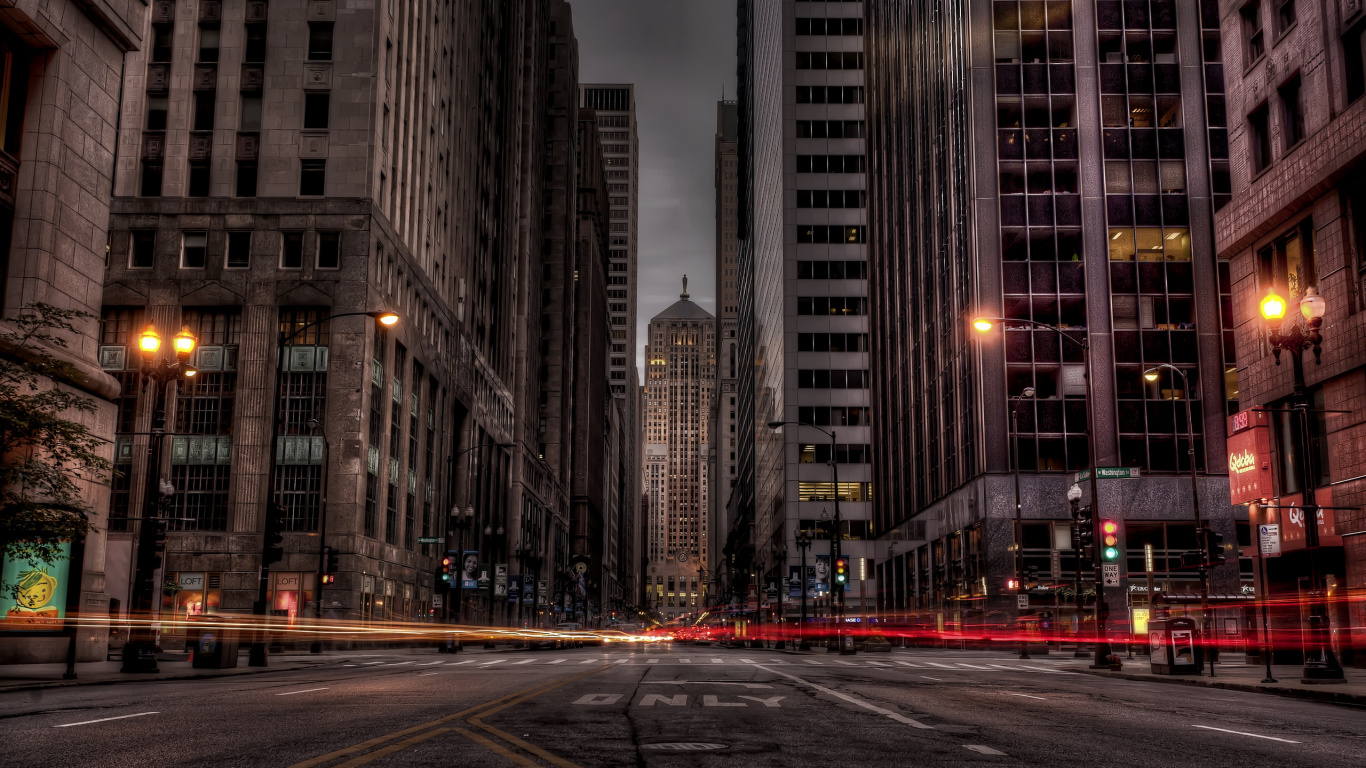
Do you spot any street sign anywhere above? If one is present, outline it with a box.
[432,595,443,608]
[1258,524,1281,558]
[1074,467,1141,483]
[417,536,441,544]
[1017,594,1029,609]
[1102,563,1120,587]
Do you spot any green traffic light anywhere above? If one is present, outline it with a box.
[1103,547,1119,560]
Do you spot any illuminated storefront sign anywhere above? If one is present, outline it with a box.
[1226,409,1273,505]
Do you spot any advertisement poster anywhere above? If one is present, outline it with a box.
[494,564,508,598]
[538,580,548,606]
[477,563,491,597]
[1,543,72,629]
[813,555,830,594]
[507,575,521,603]
[460,551,479,590]
[789,566,802,597]
[522,575,535,604]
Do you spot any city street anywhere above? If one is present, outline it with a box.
[3,644,1361,767]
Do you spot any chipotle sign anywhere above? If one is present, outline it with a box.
[1226,409,1273,505]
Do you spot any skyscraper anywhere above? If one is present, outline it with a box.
[644,282,716,619]
[732,0,875,621]
[864,1,1240,631]
[711,100,740,587]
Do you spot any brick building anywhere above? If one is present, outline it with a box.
[1217,0,1366,665]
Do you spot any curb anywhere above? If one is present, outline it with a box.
[1067,666,1366,708]
[0,662,323,694]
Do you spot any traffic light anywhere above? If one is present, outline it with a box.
[1205,527,1227,567]
[137,517,169,572]
[834,556,848,585]
[1074,506,1094,551]
[439,555,454,589]
[262,503,286,566]
[321,546,339,584]
[326,546,340,573]
[1027,565,1040,588]
[1100,519,1123,562]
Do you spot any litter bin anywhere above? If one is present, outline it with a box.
[1149,617,1199,675]
[192,626,239,669]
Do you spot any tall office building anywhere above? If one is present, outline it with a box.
[711,101,741,586]
[99,0,575,638]
[644,283,716,619]
[732,0,875,619]
[865,1,1241,633]
[579,85,639,398]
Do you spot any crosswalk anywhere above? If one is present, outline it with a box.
[354,656,1077,675]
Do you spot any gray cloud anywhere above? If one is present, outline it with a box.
[567,0,738,371]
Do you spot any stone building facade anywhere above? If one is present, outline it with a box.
[97,0,583,639]
[0,0,144,664]
[1216,0,1366,665]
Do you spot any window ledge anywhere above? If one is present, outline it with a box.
[1272,23,1298,48]
[1243,53,1266,76]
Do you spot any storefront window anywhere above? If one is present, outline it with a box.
[267,571,315,622]
[161,573,222,630]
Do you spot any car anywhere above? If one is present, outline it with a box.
[555,622,585,648]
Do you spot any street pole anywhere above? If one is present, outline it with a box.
[1253,505,1278,683]
[797,531,810,650]
[1011,391,1032,660]
[311,419,330,654]
[829,428,848,653]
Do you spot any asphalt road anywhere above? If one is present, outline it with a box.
[3,644,1362,766]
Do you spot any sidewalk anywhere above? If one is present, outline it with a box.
[0,645,503,693]
[1065,658,1366,707]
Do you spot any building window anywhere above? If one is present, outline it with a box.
[1248,103,1271,174]
[146,96,168,130]
[236,162,258,197]
[170,464,231,531]
[188,161,211,197]
[130,231,156,269]
[244,23,267,63]
[140,162,163,197]
[241,95,262,131]
[1279,75,1304,150]
[300,159,326,195]
[198,25,220,64]
[193,91,216,131]
[1242,2,1265,65]
[182,232,207,268]
[226,231,251,269]
[1257,218,1315,302]
[308,22,334,61]
[317,231,340,269]
[304,92,330,130]
[1275,0,1296,36]
[151,24,173,63]
[281,232,304,269]
[1345,21,1366,103]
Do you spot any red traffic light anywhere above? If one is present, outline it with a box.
[442,557,451,567]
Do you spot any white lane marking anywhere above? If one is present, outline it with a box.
[646,658,659,664]
[512,660,534,665]
[362,661,386,665]
[419,660,444,666]
[1192,725,1301,743]
[711,658,724,664]
[1020,665,1069,674]
[546,658,566,664]
[388,661,414,667]
[926,662,959,669]
[1006,692,1046,700]
[277,688,329,696]
[804,660,824,665]
[419,672,439,676]
[756,665,933,730]
[737,695,786,708]
[54,712,158,728]
[895,661,924,668]
[614,659,631,664]
[834,660,857,666]
[702,695,745,707]
[739,658,757,664]
[574,694,623,705]
[480,659,506,666]
[680,658,691,664]
[647,681,773,688]
[964,745,1007,756]
[956,663,993,670]
[343,664,357,667]
[866,661,891,667]
[580,659,597,664]
[987,665,1021,671]
[446,660,474,665]
[922,676,943,681]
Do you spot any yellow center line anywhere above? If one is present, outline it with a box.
[290,665,605,768]
[452,727,542,768]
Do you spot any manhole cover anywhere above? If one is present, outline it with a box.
[641,743,728,752]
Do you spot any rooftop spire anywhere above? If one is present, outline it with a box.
[681,275,689,300]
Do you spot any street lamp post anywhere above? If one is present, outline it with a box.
[973,316,1111,666]
[767,420,853,654]
[1258,286,1346,683]
[1067,483,1085,656]
[1142,363,1212,675]
[250,310,398,667]
[1011,387,1035,660]
[795,529,812,650]
[122,324,198,673]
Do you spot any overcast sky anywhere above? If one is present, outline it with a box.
[568,0,738,371]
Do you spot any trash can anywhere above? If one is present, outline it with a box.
[1149,617,1199,675]
[192,626,239,669]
